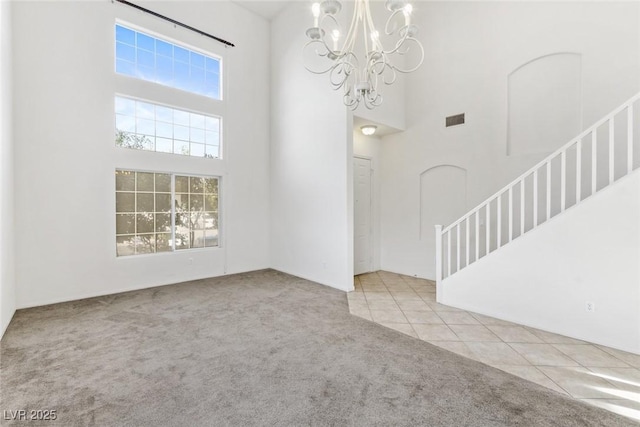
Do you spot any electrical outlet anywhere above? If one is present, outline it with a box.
[586,301,595,313]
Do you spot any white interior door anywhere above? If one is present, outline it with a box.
[354,157,372,275]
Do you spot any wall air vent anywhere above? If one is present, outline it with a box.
[446,113,465,127]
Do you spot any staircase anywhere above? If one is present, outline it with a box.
[435,92,640,287]
[432,92,640,353]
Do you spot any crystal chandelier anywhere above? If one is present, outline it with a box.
[304,0,424,109]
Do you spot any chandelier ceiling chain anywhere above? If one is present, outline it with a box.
[303,0,424,110]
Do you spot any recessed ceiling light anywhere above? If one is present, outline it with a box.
[361,125,377,136]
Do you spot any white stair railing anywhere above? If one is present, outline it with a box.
[435,92,640,290]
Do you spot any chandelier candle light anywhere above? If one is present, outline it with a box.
[304,0,424,109]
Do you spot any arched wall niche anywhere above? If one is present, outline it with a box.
[419,165,467,240]
[507,52,582,156]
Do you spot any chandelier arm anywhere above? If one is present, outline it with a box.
[384,9,405,37]
[378,30,412,56]
[339,0,360,57]
[369,56,397,87]
[362,1,371,60]
[387,39,425,73]
[302,40,341,75]
[329,62,354,90]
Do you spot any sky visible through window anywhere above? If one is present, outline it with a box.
[115,24,221,99]
[115,96,221,159]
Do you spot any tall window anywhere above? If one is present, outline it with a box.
[115,24,222,99]
[115,170,219,257]
[115,96,222,158]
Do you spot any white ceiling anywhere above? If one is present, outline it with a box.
[232,1,291,20]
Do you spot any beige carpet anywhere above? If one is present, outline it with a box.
[0,270,636,426]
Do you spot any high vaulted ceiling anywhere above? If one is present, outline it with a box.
[232,0,290,20]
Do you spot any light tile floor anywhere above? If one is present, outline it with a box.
[349,271,640,422]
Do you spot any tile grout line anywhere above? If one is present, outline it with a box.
[354,271,640,419]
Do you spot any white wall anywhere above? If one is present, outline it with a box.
[442,170,640,354]
[380,1,640,279]
[12,1,270,308]
[270,2,353,291]
[353,131,381,272]
[0,0,15,338]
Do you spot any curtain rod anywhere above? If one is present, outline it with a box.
[114,0,235,48]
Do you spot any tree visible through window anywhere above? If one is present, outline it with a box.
[115,170,219,256]
[115,96,221,158]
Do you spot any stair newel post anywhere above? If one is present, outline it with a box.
[434,224,443,303]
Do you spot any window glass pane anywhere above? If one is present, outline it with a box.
[205,57,219,73]
[115,24,221,99]
[116,114,135,132]
[189,177,204,193]
[136,235,155,254]
[204,212,217,229]
[155,106,173,123]
[137,193,154,211]
[116,42,135,62]
[190,52,205,68]
[190,213,204,230]
[156,233,172,252]
[156,138,173,153]
[156,40,173,57]
[116,235,135,256]
[136,32,155,51]
[138,65,156,81]
[204,178,218,194]
[137,48,155,68]
[192,230,205,248]
[136,172,154,192]
[116,214,135,235]
[205,145,219,159]
[136,118,155,136]
[190,194,204,212]
[190,128,205,143]
[156,193,172,213]
[175,176,189,193]
[136,102,155,119]
[156,122,173,138]
[174,140,189,155]
[116,25,135,45]
[190,67,205,84]
[116,170,219,256]
[190,143,205,157]
[136,213,154,234]
[115,96,221,158]
[116,192,135,213]
[174,110,189,126]
[155,174,171,193]
[204,230,218,247]
[205,131,218,144]
[116,170,135,191]
[174,46,189,63]
[190,113,205,129]
[174,125,189,141]
[204,116,219,131]
[204,194,218,211]
[155,213,171,232]
[175,232,190,250]
[116,59,135,77]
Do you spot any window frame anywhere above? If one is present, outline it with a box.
[114,94,224,160]
[114,21,224,101]
[115,168,223,258]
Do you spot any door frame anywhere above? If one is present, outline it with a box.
[353,155,374,275]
